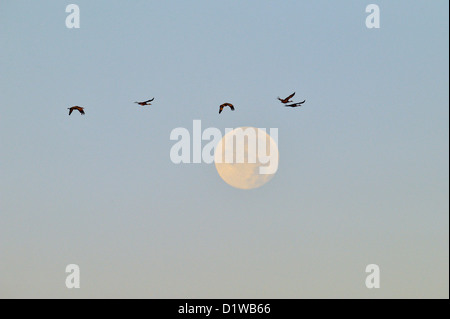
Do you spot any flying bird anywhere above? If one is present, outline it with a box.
[285,100,306,107]
[278,92,296,104]
[68,106,85,115]
[135,98,154,106]
[219,103,235,114]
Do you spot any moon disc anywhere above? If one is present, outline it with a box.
[214,127,279,190]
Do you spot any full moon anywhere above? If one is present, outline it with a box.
[214,127,279,190]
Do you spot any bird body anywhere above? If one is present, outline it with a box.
[68,106,85,115]
[278,92,295,104]
[285,100,306,107]
[219,103,235,114]
[135,98,154,106]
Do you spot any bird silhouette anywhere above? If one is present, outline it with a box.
[219,103,235,114]
[135,98,154,106]
[278,92,296,104]
[285,100,306,107]
[68,106,85,115]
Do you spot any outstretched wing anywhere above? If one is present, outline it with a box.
[79,108,85,115]
[298,100,306,104]
[219,103,234,113]
[145,98,154,103]
[286,92,295,100]
[68,108,73,115]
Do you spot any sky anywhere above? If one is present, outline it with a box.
[0,0,448,298]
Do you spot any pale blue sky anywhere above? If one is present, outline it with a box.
[0,0,448,298]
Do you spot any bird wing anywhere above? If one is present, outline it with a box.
[229,104,235,111]
[219,105,224,114]
[145,98,154,103]
[286,92,295,100]
[79,108,85,115]
[69,108,73,115]
[298,100,306,104]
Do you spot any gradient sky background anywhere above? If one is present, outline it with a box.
[0,0,448,298]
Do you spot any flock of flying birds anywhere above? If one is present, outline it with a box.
[67,92,306,116]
